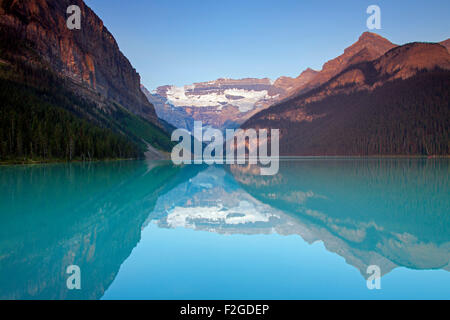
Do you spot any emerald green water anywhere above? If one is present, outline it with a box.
[0,159,448,299]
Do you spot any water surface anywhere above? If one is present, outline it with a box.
[0,159,448,299]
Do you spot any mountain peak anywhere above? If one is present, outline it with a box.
[358,31,388,42]
[301,68,318,75]
[295,32,397,93]
[345,32,396,55]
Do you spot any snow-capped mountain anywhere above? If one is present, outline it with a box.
[142,78,286,131]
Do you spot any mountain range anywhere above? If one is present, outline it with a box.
[243,39,450,156]
[142,78,282,131]
[0,0,448,160]
[142,32,401,131]
[144,32,449,157]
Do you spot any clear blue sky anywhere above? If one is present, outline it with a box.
[86,0,450,89]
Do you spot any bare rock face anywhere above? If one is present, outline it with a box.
[0,0,158,123]
[141,84,194,130]
[291,32,396,96]
[286,42,450,108]
[273,68,318,98]
[270,32,396,100]
[374,42,450,81]
[317,33,396,78]
[440,39,450,52]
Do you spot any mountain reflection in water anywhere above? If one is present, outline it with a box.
[0,159,448,299]
[148,159,450,278]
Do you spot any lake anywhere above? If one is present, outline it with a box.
[0,159,449,299]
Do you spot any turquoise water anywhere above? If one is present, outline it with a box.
[0,159,448,300]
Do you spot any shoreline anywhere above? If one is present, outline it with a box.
[0,157,141,166]
[1,154,448,167]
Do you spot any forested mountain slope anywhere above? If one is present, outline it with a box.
[243,43,450,156]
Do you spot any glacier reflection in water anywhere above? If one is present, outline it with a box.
[0,159,448,299]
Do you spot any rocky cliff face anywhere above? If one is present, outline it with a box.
[0,0,158,123]
[313,32,396,80]
[141,84,194,130]
[272,68,318,97]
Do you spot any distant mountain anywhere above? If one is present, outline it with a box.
[0,0,172,162]
[144,32,398,131]
[142,78,285,131]
[243,41,450,156]
[272,68,318,100]
[141,84,194,130]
